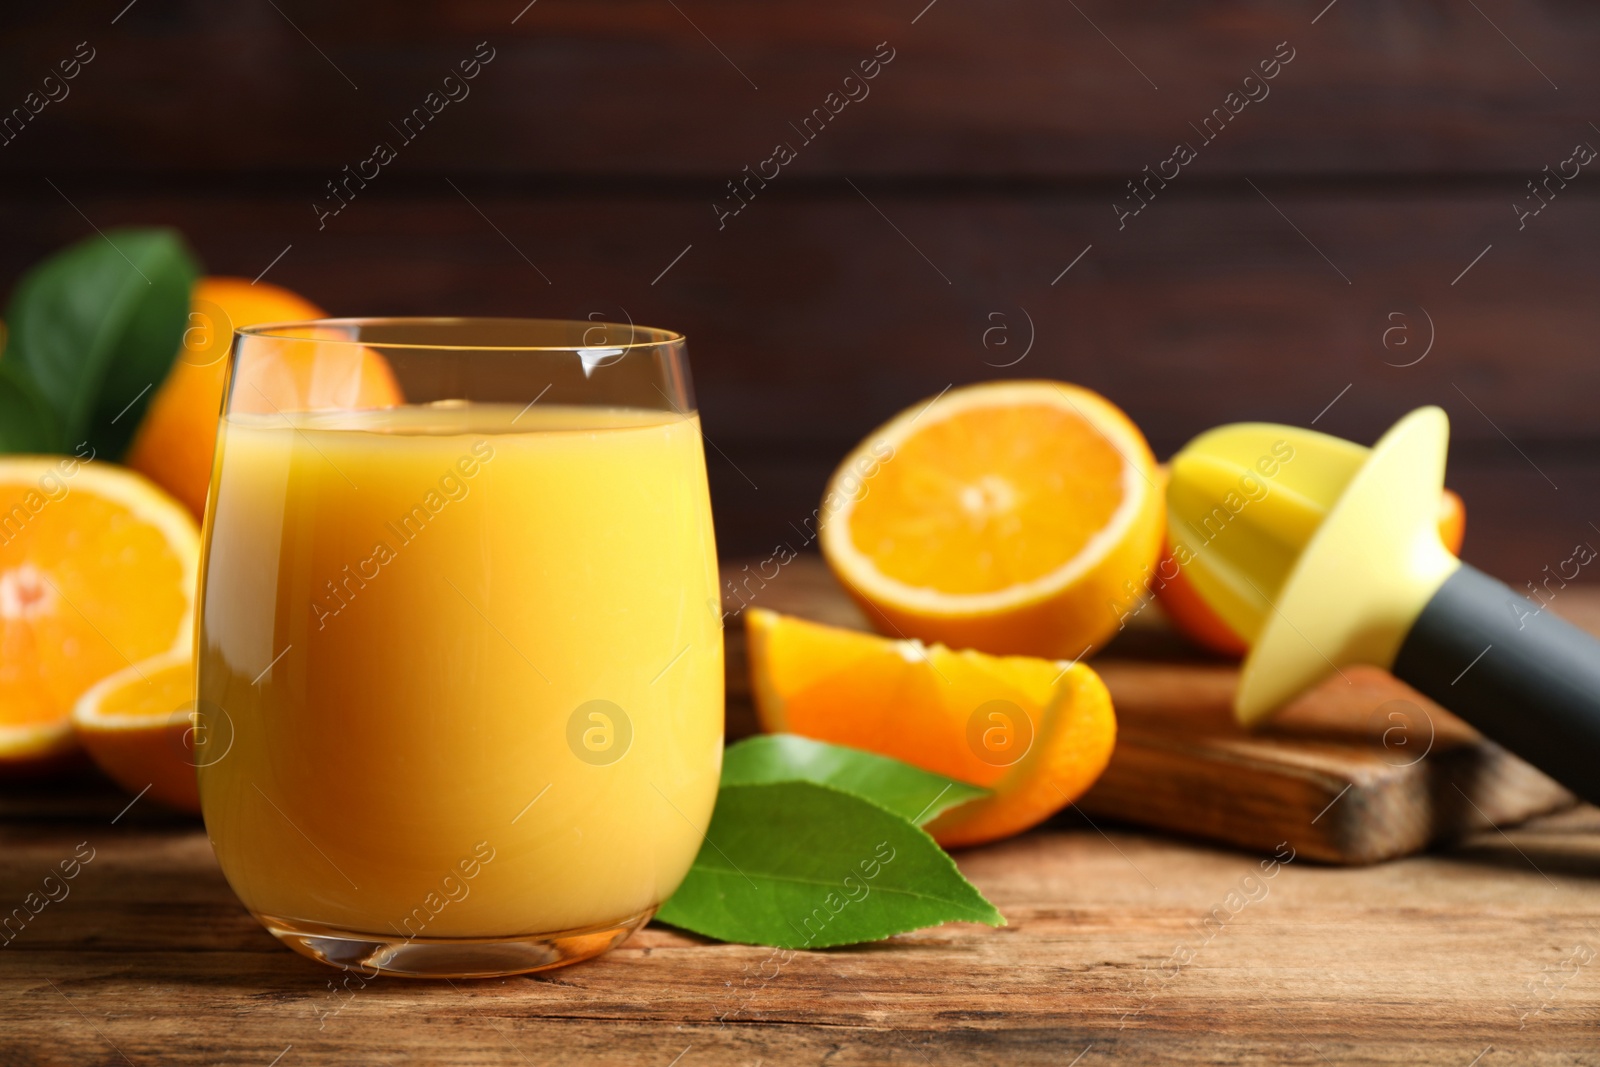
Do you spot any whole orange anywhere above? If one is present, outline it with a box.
[125,278,327,517]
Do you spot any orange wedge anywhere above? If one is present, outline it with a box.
[819,380,1163,659]
[72,650,200,812]
[746,608,1116,848]
[0,460,198,771]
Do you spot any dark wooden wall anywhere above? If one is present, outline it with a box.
[3,1,1597,583]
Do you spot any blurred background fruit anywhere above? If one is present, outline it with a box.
[125,277,323,517]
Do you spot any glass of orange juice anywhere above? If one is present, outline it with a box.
[194,318,722,978]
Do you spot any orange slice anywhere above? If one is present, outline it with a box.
[819,380,1163,659]
[72,650,200,813]
[0,459,198,770]
[746,608,1116,848]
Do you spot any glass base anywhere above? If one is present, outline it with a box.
[257,907,656,978]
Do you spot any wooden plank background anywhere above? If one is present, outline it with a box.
[2,1,1596,576]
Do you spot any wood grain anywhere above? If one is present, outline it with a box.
[2,793,1597,1063]
[7,188,1600,449]
[2,577,1597,1063]
[1,187,1596,575]
[1084,663,1573,864]
[3,1,1597,175]
[4,3,1599,579]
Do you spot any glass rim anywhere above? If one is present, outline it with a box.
[233,316,686,353]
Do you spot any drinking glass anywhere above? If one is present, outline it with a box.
[194,318,722,977]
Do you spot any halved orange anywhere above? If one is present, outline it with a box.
[819,380,1163,659]
[72,649,200,812]
[0,460,198,770]
[746,607,1116,848]
[1156,485,1468,657]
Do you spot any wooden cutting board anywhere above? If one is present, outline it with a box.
[722,556,1581,864]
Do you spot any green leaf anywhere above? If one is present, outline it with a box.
[5,227,199,458]
[722,734,988,825]
[0,360,61,453]
[655,781,1003,949]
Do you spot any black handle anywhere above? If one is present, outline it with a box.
[1392,562,1600,806]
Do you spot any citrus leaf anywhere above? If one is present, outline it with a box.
[0,360,61,453]
[722,734,987,825]
[655,781,1003,949]
[5,227,198,458]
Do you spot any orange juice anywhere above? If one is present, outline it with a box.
[196,403,722,941]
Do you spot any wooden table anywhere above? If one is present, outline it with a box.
[6,565,1599,1064]
[3,775,1598,1064]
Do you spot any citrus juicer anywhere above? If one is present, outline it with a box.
[1166,406,1600,805]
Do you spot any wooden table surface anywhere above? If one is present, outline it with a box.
[5,566,1598,1064]
[3,773,1598,1064]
